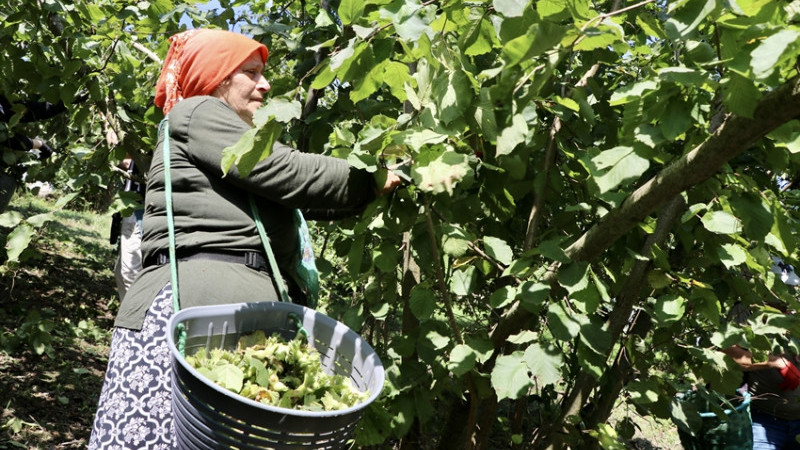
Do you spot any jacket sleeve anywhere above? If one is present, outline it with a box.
[180,98,377,212]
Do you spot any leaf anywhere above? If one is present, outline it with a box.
[450,266,476,296]
[448,344,477,376]
[722,73,760,118]
[664,0,719,40]
[558,261,590,295]
[588,424,628,450]
[253,98,302,126]
[483,236,513,265]
[589,146,650,194]
[400,129,448,151]
[433,70,472,125]
[538,238,569,262]
[627,379,661,405]
[330,38,357,71]
[25,213,52,228]
[412,150,471,194]
[493,0,529,17]
[751,29,800,80]
[441,224,471,257]
[489,285,518,308]
[491,352,532,400]
[537,0,570,21]
[5,223,35,263]
[425,330,450,350]
[0,211,24,228]
[496,114,528,156]
[523,343,563,385]
[579,318,612,356]
[473,90,499,141]
[355,403,393,446]
[382,61,411,102]
[220,122,282,178]
[574,20,623,51]
[609,80,657,106]
[657,67,707,86]
[351,60,387,103]
[463,18,495,56]
[384,1,431,41]
[547,301,584,341]
[338,0,365,25]
[409,286,436,320]
[716,243,747,269]
[507,330,537,344]
[651,294,686,327]
[53,192,77,210]
[700,210,742,234]
[210,363,244,393]
[347,234,366,277]
[374,242,399,273]
[729,194,773,240]
[519,281,550,313]
[670,395,704,435]
[504,21,566,70]
[661,98,692,141]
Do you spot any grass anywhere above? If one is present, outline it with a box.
[0,192,117,449]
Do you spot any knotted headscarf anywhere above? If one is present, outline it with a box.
[155,29,269,114]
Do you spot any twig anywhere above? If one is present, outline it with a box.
[131,41,162,64]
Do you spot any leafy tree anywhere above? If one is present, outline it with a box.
[3,0,800,448]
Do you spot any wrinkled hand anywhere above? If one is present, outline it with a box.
[778,359,800,391]
[374,169,403,196]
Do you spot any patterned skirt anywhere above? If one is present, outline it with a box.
[89,284,176,449]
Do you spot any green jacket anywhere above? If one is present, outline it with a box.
[115,96,375,329]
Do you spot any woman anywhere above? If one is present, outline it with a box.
[89,29,400,449]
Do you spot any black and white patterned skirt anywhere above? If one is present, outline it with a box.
[89,284,176,449]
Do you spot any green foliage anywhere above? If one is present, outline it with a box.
[4,0,800,447]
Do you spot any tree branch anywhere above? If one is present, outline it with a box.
[131,41,162,64]
[491,75,800,350]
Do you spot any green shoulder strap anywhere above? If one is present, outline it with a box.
[248,195,291,303]
[159,117,185,354]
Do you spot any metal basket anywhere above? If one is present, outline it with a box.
[166,302,385,449]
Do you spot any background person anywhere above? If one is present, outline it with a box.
[110,154,145,300]
[723,342,800,450]
[723,257,800,450]
[88,28,401,449]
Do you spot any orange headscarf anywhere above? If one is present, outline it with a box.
[154,29,269,114]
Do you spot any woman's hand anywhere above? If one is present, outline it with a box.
[374,169,403,196]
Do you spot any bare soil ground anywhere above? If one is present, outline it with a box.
[0,198,117,449]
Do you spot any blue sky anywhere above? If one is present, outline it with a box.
[179,0,251,32]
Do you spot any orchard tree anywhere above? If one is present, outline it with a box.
[0,0,234,265]
[3,0,800,449]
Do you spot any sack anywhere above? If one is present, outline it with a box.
[293,210,319,308]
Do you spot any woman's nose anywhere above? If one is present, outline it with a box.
[257,75,270,92]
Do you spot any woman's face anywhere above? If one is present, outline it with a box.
[213,52,270,125]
